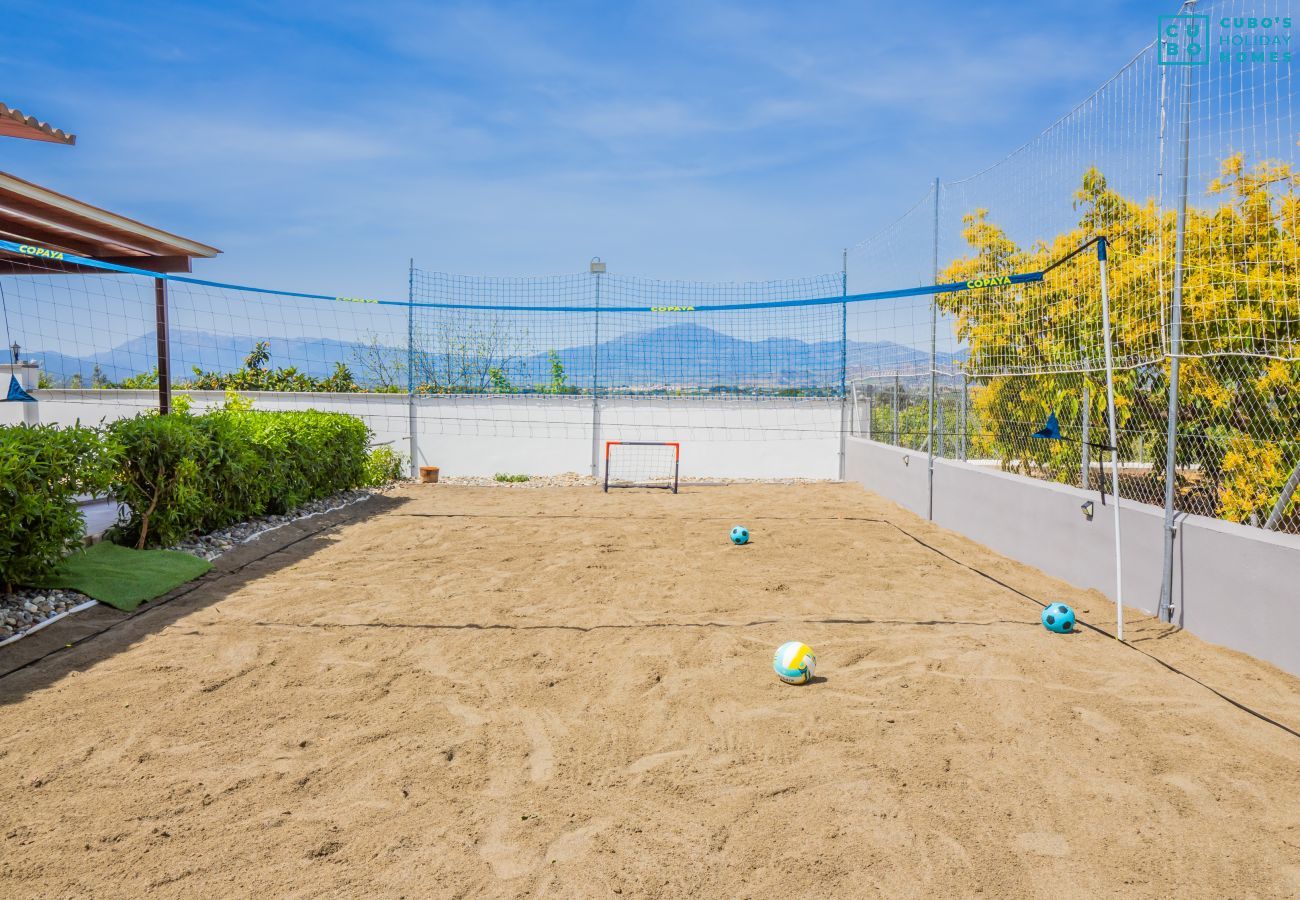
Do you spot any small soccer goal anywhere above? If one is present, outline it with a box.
[603,441,680,493]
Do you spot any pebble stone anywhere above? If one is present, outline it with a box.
[0,589,86,642]
[170,489,377,561]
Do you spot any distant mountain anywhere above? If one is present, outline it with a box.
[33,329,365,384]
[30,323,964,389]
[506,323,963,389]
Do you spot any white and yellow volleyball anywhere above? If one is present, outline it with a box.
[772,641,815,685]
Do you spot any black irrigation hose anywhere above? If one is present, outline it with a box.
[4,503,1298,743]
[0,523,340,683]
[881,518,1300,741]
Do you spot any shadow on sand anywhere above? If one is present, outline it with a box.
[0,492,407,708]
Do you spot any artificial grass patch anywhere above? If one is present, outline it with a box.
[38,542,212,611]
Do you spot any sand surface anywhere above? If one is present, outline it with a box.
[1,482,1298,898]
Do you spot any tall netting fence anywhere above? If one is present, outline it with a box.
[405,267,847,444]
[850,0,1299,534]
[0,248,414,441]
[1172,0,1299,528]
[844,184,942,452]
[1,0,1293,532]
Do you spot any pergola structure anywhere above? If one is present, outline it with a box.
[0,101,220,412]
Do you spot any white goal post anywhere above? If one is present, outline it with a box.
[603,441,680,493]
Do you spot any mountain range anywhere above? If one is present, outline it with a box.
[31,323,963,388]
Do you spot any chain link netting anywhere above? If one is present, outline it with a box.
[850,0,1298,533]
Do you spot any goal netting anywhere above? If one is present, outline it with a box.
[603,441,680,493]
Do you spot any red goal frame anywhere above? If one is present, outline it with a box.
[603,441,680,494]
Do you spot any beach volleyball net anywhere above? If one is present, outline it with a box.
[0,0,1294,536]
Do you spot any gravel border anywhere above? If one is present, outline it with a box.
[170,488,379,561]
[438,473,832,488]
[0,591,94,645]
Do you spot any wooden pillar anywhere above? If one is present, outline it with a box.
[155,277,171,414]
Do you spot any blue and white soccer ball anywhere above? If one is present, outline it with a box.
[1041,603,1076,633]
[773,641,815,684]
[730,525,750,545]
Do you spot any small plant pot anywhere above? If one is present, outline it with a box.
[420,466,440,484]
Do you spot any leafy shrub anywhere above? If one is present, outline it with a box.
[0,424,120,591]
[363,446,406,486]
[109,407,373,548]
[187,342,358,393]
[232,409,369,511]
[493,473,530,483]
[196,409,275,531]
[108,411,215,548]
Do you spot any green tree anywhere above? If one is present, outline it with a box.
[547,350,569,394]
[488,367,514,393]
[110,368,160,389]
[940,152,1299,526]
[188,342,356,393]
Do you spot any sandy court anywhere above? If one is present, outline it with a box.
[1,482,1298,898]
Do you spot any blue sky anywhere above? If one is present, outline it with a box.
[2,0,1174,303]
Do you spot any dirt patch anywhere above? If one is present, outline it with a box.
[0,482,1297,897]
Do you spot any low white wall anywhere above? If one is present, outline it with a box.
[845,436,1300,676]
[0,364,39,427]
[22,390,842,480]
[13,391,1297,673]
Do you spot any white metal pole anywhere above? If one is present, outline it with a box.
[1081,381,1090,491]
[927,177,940,519]
[1099,238,1124,641]
[1159,53,1195,624]
[407,257,418,479]
[839,248,848,481]
[590,262,602,477]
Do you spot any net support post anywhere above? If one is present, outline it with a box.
[927,176,940,520]
[1264,460,1300,531]
[154,277,171,415]
[1081,382,1091,491]
[1098,237,1124,641]
[407,258,419,479]
[892,375,899,445]
[838,248,848,481]
[959,377,968,461]
[1158,61,1194,625]
[590,260,603,478]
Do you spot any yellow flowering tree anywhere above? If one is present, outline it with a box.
[939,151,1299,526]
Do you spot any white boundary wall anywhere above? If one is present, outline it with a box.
[13,390,841,480]
[845,436,1300,676]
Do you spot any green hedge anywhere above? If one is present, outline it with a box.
[363,445,405,486]
[109,408,374,548]
[0,424,120,592]
[1,407,394,586]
